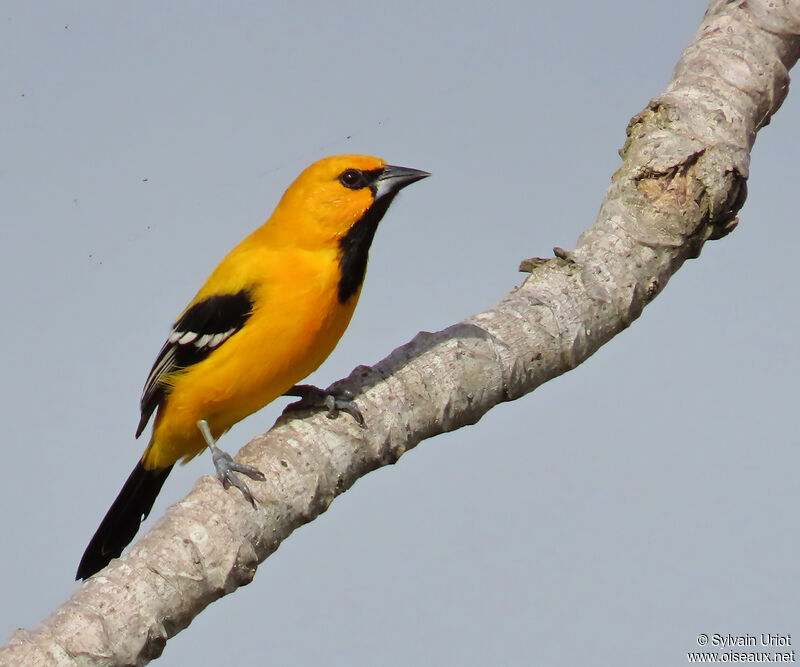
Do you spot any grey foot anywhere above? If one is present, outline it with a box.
[284,384,365,427]
[197,419,265,507]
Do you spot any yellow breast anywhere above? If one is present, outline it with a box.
[143,247,358,468]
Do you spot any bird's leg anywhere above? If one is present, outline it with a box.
[283,384,365,427]
[196,419,266,507]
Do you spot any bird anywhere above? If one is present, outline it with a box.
[76,154,429,580]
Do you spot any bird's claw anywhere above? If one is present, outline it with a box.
[211,447,265,506]
[198,419,265,506]
[284,384,365,427]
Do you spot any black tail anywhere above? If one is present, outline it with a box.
[76,461,173,580]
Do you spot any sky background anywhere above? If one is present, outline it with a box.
[2,3,798,666]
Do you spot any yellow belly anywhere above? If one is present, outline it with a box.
[142,249,359,469]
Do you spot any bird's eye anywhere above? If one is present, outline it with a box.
[339,168,367,190]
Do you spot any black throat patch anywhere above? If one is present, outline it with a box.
[337,193,396,303]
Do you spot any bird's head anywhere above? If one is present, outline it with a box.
[268,155,429,249]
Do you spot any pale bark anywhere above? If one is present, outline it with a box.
[3,1,799,664]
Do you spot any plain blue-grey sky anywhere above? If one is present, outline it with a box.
[2,3,798,665]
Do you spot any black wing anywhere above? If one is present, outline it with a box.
[136,289,254,438]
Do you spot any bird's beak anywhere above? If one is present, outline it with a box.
[374,165,431,199]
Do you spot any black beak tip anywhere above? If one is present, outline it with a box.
[386,165,430,179]
[374,164,431,198]
[384,165,431,187]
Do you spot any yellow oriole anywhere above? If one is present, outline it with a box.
[76,155,429,579]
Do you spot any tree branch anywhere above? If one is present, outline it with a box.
[4,1,799,664]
